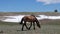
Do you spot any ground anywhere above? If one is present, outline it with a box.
[0,24,60,34]
[0,12,60,34]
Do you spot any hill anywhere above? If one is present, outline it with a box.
[0,12,60,16]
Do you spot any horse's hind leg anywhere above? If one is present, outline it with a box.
[28,22,32,30]
[33,22,35,30]
[21,22,28,31]
[24,22,29,30]
[20,19,23,24]
[21,23,25,31]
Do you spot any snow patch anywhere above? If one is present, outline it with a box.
[1,15,60,23]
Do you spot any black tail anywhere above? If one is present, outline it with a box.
[36,20,41,28]
[19,18,24,24]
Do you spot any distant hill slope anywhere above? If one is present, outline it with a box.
[0,12,60,16]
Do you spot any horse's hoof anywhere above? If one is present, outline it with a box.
[21,30,23,31]
[28,29,30,30]
[28,28,30,30]
[19,23,22,24]
[34,28,35,30]
[21,29,23,31]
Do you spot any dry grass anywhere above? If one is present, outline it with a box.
[0,20,60,34]
[0,24,60,34]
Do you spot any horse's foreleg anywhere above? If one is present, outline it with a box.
[28,22,32,30]
[33,22,35,30]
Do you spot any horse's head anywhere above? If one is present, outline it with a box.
[35,19,41,28]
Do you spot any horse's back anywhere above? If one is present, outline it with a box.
[23,15,36,22]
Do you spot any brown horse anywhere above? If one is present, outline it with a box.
[19,15,41,31]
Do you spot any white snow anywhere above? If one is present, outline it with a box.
[38,15,60,20]
[1,15,25,23]
[1,15,60,23]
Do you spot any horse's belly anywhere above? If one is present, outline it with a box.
[27,19,35,22]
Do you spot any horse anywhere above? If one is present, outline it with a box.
[19,15,41,31]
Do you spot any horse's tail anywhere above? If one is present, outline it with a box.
[36,20,41,28]
[19,18,24,24]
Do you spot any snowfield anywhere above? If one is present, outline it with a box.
[1,15,60,23]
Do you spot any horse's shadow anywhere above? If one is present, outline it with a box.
[16,29,29,31]
[16,28,37,31]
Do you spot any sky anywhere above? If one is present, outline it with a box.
[0,0,60,12]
